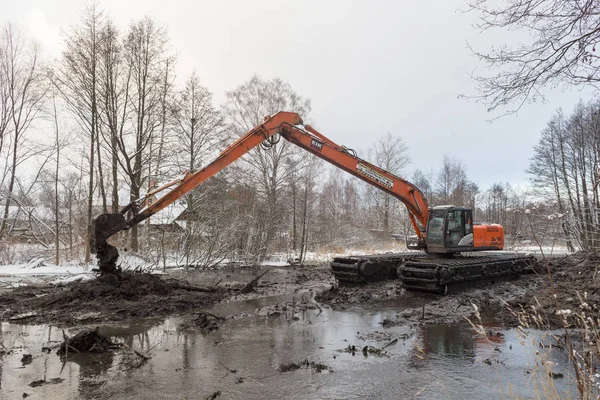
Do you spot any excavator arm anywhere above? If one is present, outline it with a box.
[91,111,430,272]
[278,122,429,238]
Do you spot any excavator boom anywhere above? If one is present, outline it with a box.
[92,111,430,272]
[91,111,534,292]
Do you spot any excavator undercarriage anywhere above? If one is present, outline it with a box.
[331,252,537,294]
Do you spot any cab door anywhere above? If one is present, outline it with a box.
[446,209,472,248]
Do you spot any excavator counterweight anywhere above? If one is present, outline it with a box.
[90,111,535,292]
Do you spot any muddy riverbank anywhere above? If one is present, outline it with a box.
[0,294,576,400]
[503,251,600,328]
[0,253,593,399]
[0,252,582,329]
[0,265,334,326]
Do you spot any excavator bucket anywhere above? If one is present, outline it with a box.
[90,213,130,275]
[90,213,130,253]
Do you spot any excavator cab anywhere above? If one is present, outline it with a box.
[425,206,474,254]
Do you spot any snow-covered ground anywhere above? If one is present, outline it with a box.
[0,251,170,288]
[0,261,95,288]
[0,240,574,290]
[0,260,93,277]
[503,243,573,257]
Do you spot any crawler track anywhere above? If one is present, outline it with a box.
[330,252,422,283]
[331,252,537,294]
[398,254,537,294]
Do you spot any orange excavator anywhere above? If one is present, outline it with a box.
[91,111,534,294]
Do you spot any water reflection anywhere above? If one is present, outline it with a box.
[0,299,580,400]
[420,321,505,358]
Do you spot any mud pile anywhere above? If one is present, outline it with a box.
[277,359,332,373]
[317,272,539,326]
[58,327,115,356]
[501,252,600,328]
[0,272,226,325]
[315,281,401,309]
[179,311,224,333]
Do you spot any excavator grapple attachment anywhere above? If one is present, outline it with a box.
[90,213,130,274]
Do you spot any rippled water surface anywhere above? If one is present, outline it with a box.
[0,291,577,400]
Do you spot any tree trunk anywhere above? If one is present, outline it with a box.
[111,133,119,212]
[299,180,310,263]
[85,29,98,263]
[291,182,297,251]
[85,130,95,262]
[68,192,73,258]
[55,123,60,265]
[0,134,19,239]
[130,180,140,251]
[96,123,107,213]
[383,194,390,233]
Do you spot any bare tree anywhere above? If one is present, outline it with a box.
[466,0,600,113]
[50,94,61,263]
[298,157,322,263]
[435,156,478,209]
[477,182,530,241]
[367,132,410,233]
[0,24,46,239]
[149,58,175,179]
[51,3,104,260]
[41,91,72,264]
[168,71,224,265]
[116,17,172,251]
[529,101,600,251]
[97,19,126,213]
[0,34,9,157]
[171,72,223,172]
[222,75,310,257]
[412,169,434,202]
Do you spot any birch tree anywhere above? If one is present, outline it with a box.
[51,3,104,260]
[117,17,172,251]
[467,0,600,113]
[222,75,310,257]
[366,132,410,233]
[0,24,46,239]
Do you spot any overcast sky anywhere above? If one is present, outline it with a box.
[3,0,596,192]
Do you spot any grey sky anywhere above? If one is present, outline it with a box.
[3,0,595,192]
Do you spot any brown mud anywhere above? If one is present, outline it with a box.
[0,272,227,325]
[58,327,116,356]
[0,253,593,331]
[179,311,225,333]
[317,271,542,326]
[499,251,600,328]
[90,213,130,274]
[277,359,332,373]
[316,252,600,329]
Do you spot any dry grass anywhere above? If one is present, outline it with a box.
[468,211,600,399]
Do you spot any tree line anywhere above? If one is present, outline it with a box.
[0,2,587,267]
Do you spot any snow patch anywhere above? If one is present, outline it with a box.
[0,262,92,276]
[51,274,95,285]
[260,261,290,267]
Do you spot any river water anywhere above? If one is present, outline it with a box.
[0,291,577,400]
